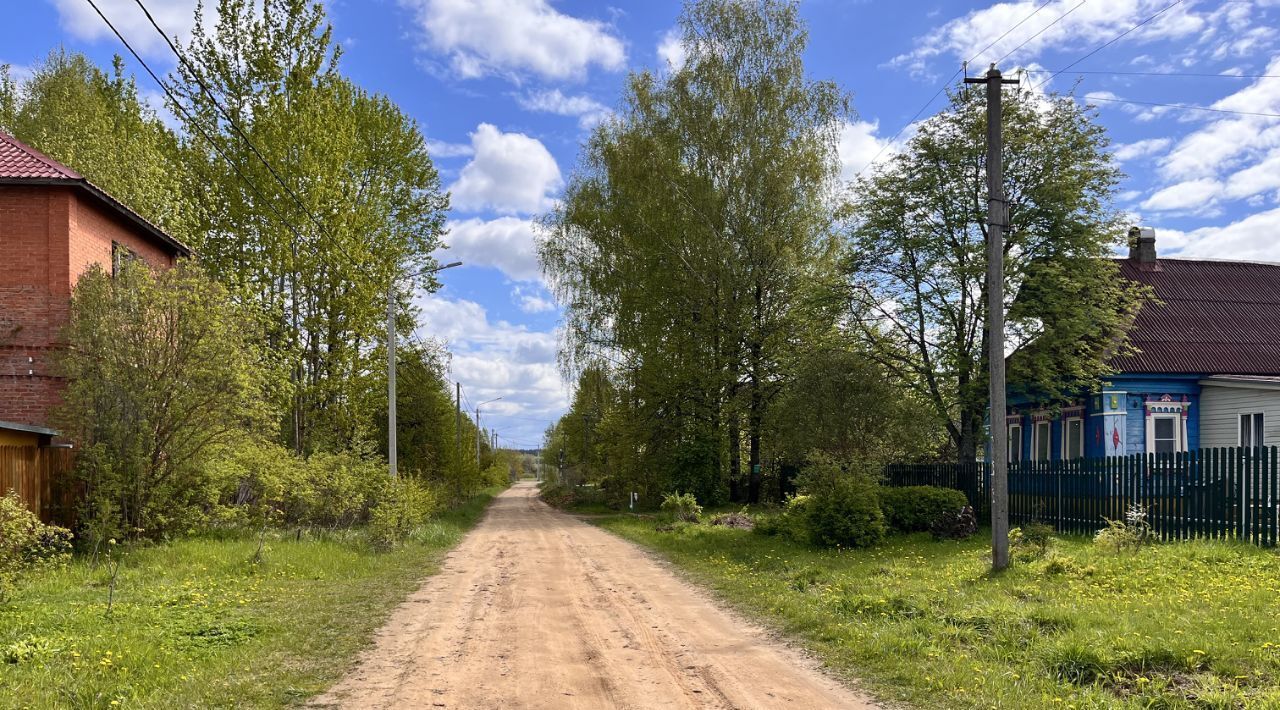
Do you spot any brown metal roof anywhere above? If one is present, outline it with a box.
[0,130,191,257]
[1110,257,1280,375]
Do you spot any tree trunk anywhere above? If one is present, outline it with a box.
[728,410,742,503]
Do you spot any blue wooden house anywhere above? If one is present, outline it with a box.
[1005,228,1280,461]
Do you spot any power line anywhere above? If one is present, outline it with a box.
[855,0,1082,179]
[1032,0,1184,90]
[1085,95,1280,119]
[1027,69,1280,80]
[127,0,359,268]
[967,0,1054,67]
[992,0,1087,67]
[82,0,313,251]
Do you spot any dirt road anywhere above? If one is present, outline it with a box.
[312,482,878,709]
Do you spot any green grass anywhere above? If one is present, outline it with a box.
[0,489,500,709]
[597,515,1280,709]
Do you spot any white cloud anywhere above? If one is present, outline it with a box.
[517,89,611,129]
[1155,206,1280,261]
[415,295,568,445]
[426,138,474,158]
[838,119,899,181]
[50,0,204,57]
[657,28,687,71]
[1112,137,1171,163]
[1141,178,1222,213]
[512,284,557,313]
[448,123,562,215]
[892,1,1225,77]
[400,0,626,82]
[443,216,543,282]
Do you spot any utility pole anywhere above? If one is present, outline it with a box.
[966,64,1018,572]
[476,397,503,470]
[387,261,461,479]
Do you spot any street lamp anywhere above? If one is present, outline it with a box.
[476,397,503,465]
[388,260,463,478]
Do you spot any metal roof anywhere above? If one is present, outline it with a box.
[0,420,59,437]
[1110,257,1280,376]
[0,131,192,257]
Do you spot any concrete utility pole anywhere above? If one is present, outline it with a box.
[965,64,1019,571]
[476,397,503,469]
[387,261,461,479]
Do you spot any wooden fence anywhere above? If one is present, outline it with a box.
[885,447,1280,546]
[0,446,77,525]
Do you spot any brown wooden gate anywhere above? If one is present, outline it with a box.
[0,445,76,525]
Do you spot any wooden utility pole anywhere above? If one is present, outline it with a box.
[965,64,1018,572]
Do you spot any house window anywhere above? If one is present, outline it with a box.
[112,241,138,277]
[1240,413,1265,448]
[1063,418,1084,460]
[1151,414,1182,454]
[1033,420,1051,461]
[1008,423,1023,463]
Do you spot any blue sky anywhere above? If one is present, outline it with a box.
[6,0,1280,448]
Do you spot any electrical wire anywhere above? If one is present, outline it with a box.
[1031,0,1185,90]
[1026,69,1280,80]
[127,0,362,269]
[855,0,1085,179]
[1085,95,1280,119]
[82,0,315,251]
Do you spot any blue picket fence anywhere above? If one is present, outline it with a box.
[885,447,1280,546]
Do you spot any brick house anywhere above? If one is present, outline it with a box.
[0,130,191,439]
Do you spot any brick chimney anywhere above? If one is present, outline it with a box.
[1128,226,1158,265]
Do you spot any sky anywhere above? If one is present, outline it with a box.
[5,0,1280,449]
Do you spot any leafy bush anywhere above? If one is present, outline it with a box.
[660,492,702,523]
[1010,522,1056,560]
[930,505,977,540]
[368,478,440,549]
[798,455,890,550]
[879,486,969,532]
[1095,504,1153,552]
[539,481,576,508]
[0,491,72,602]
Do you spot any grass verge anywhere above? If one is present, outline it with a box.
[0,488,500,708]
[596,515,1280,709]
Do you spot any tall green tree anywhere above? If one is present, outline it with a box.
[845,87,1147,462]
[542,0,845,503]
[173,0,449,453]
[0,51,192,240]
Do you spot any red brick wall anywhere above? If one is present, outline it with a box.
[0,185,178,429]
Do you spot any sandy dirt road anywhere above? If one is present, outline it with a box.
[312,482,879,709]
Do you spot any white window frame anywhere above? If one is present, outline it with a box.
[1147,413,1185,455]
[1032,420,1052,461]
[1062,417,1084,460]
[1008,423,1023,463]
[1239,412,1265,448]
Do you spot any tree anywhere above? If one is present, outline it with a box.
[174,0,449,454]
[0,50,193,240]
[55,262,269,539]
[541,0,846,502]
[845,87,1147,462]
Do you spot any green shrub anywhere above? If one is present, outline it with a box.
[879,486,969,532]
[368,478,440,549]
[539,481,576,508]
[660,492,702,523]
[798,457,890,552]
[1095,504,1153,552]
[1011,521,1056,560]
[0,491,73,602]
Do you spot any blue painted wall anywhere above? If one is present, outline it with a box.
[1004,373,1203,459]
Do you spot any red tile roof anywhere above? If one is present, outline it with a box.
[0,130,82,179]
[1110,257,1280,376]
[0,130,190,256]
